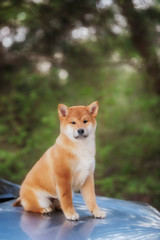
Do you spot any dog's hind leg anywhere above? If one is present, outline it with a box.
[21,188,53,214]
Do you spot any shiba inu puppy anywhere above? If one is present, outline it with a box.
[13,101,106,221]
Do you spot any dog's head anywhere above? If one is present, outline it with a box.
[58,101,99,141]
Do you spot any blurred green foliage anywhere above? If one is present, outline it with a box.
[0,0,160,210]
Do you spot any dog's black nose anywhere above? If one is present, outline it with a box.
[77,129,84,135]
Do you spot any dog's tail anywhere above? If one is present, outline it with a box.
[12,197,21,207]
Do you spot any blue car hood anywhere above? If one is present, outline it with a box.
[0,194,160,240]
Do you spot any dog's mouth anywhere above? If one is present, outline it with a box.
[74,134,88,139]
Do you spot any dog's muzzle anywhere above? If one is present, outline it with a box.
[74,129,88,139]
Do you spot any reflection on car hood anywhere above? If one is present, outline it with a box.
[0,194,160,240]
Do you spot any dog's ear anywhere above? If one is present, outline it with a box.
[87,101,99,117]
[58,104,68,118]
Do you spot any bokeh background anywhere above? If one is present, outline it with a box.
[0,0,160,210]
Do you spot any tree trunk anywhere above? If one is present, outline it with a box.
[115,0,160,95]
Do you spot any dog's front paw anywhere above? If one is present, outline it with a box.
[92,208,106,219]
[65,211,79,221]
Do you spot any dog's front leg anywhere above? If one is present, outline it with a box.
[81,174,106,218]
[56,173,79,221]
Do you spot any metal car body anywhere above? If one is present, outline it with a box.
[0,179,160,240]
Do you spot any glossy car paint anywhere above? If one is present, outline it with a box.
[0,194,160,240]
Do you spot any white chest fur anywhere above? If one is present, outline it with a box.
[72,137,95,191]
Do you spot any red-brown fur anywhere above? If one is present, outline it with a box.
[13,101,106,220]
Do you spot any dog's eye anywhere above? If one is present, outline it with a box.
[83,120,88,124]
[71,121,76,124]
